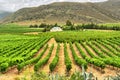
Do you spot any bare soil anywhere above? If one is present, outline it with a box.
[34,44,46,57]
[91,42,109,57]
[72,44,82,58]
[85,42,99,57]
[91,67,117,80]
[24,32,39,35]
[96,42,117,57]
[78,43,91,58]
[54,43,66,75]
[67,44,81,74]
[42,44,57,73]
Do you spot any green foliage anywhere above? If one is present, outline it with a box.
[69,42,87,70]
[102,58,120,68]
[34,44,54,71]
[64,43,72,72]
[31,72,48,80]
[0,26,120,77]
[80,42,95,58]
[78,23,120,30]
[70,71,84,80]
[0,63,9,72]
[0,34,51,73]
[31,71,84,80]
[0,24,43,33]
[75,42,86,59]
[86,42,105,58]
[52,31,120,43]
[86,58,106,69]
[75,42,105,69]
[49,44,60,72]
[9,57,24,67]
[66,20,73,26]
[96,40,120,57]
[17,38,50,72]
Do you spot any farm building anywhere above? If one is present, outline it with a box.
[50,27,63,32]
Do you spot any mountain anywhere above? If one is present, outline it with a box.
[0,11,12,20]
[97,0,120,20]
[2,0,120,24]
[97,0,120,17]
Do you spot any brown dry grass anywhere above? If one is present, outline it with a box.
[23,32,39,35]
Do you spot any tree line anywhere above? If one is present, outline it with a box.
[29,20,120,31]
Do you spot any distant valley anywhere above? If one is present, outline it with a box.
[0,11,12,20]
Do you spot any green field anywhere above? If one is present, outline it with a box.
[0,24,43,33]
[48,31,120,42]
[0,23,120,80]
[99,23,120,27]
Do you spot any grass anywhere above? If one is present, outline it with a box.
[0,23,120,42]
[99,23,120,27]
[0,24,120,80]
[0,34,39,41]
[0,23,43,34]
[30,71,84,80]
[41,30,120,42]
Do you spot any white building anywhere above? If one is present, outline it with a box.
[50,27,63,32]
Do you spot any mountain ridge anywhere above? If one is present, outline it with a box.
[1,0,120,24]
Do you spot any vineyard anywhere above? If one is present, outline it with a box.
[0,31,120,80]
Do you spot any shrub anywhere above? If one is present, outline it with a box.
[0,63,9,73]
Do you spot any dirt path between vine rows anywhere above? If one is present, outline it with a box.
[0,38,55,80]
[72,42,118,80]
[78,43,91,58]
[96,42,117,57]
[54,43,66,75]
[72,44,83,58]
[42,43,57,73]
[67,44,81,74]
[85,42,98,57]
[90,41,109,57]
[0,38,119,80]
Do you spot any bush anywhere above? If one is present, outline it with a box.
[0,63,9,73]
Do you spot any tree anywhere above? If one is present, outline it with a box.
[66,20,72,26]
[54,23,58,27]
[39,23,46,28]
[29,25,33,28]
[34,24,38,28]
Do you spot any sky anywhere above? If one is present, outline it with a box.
[0,0,108,12]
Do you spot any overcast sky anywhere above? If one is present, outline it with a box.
[0,0,108,12]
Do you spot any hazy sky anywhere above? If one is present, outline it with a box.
[0,0,108,12]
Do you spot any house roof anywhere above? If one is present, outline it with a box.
[50,27,62,31]
[51,27,61,29]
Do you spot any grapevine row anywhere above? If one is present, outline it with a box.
[49,44,60,72]
[64,43,72,72]
[34,44,54,71]
[96,40,119,57]
[17,44,48,72]
[91,41,113,57]
[69,42,87,70]
[75,42,106,70]
[86,42,105,58]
